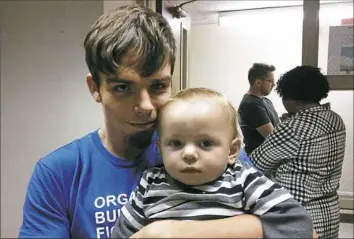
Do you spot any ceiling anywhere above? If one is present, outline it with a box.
[167,0,302,18]
[167,0,349,20]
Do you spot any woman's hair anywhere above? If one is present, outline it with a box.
[158,88,240,139]
[276,65,330,103]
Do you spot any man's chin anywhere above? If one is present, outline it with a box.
[128,129,155,150]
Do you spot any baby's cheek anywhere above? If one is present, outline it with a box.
[163,157,180,171]
[210,160,229,174]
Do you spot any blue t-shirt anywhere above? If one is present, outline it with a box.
[19,129,252,238]
[18,130,161,238]
[238,148,254,167]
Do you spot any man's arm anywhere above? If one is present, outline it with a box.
[250,123,300,173]
[256,123,274,138]
[240,101,274,138]
[130,214,263,238]
[18,161,70,238]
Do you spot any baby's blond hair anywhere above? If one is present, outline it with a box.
[158,88,240,139]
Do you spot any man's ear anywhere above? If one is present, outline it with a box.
[228,138,241,165]
[255,79,262,87]
[86,73,101,103]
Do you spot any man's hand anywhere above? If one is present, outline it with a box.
[130,220,183,238]
[313,230,319,239]
[280,113,294,122]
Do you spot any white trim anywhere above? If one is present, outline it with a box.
[338,191,354,197]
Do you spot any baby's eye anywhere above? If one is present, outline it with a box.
[199,140,213,149]
[169,140,183,148]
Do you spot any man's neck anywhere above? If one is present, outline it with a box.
[247,88,263,98]
[98,126,143,160]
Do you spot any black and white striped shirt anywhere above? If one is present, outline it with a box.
[250,103,346,238]
[112,161,313,238]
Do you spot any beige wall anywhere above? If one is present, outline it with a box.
[103,0,135,13]
[0,1,103,237]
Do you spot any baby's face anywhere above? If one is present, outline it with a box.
[159,98,238,186]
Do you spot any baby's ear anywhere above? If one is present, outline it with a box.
[228,138,241,165]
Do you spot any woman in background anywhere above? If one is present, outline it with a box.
[250,65,346,238]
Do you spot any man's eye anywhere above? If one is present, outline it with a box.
[199,140,213,149]
[151,83,167,91]
[113,84,131,93]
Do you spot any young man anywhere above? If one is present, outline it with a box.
[112,88,314,239]
[18,4,262,238]
[238,63,279,155]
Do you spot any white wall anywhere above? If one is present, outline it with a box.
[0,1,103,237]
[189,3,353,195]
[190,6,304,113]
[103,0,135,13]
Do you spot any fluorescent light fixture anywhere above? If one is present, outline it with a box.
[218,0,303,12]
[219,1,353,27]
[218,3,303,28]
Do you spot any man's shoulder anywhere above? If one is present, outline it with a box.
[262,97,277,110]
[238,95,266,116]
[239,94,263,107]
[262,97,273,103]
[39,130,97,172]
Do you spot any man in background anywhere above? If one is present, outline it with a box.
[238,63,279,155]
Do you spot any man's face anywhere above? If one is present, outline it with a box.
[159,99,238,186]
[92,63,172,149]
[260,72,275,96]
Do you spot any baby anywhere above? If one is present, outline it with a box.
[112,88,314,238]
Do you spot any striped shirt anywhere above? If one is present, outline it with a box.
[112,160,313,238]
[250,103,346,238]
